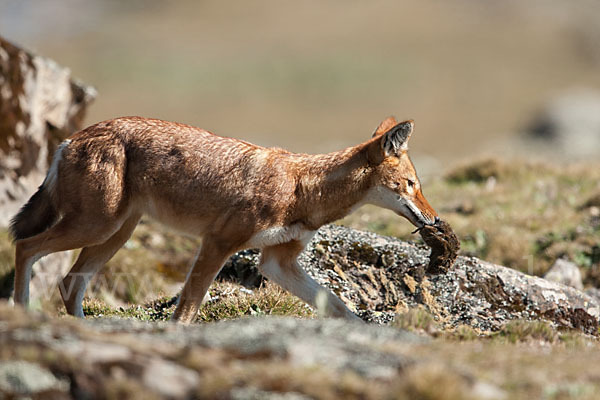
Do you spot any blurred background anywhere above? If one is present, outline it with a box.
[2,0,600,177]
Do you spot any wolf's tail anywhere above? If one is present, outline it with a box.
[9,184,58,242]
[8,140,69,242]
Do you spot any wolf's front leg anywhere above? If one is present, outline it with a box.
[259,240,360,320]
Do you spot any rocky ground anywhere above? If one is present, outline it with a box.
[2,301,600,400]
[1,223,600,399]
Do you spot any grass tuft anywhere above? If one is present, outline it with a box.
[493,320,557,343]
[448,325,480,341]
[82,281,313,322]
[394,306,439,334]
[198,281,313,322]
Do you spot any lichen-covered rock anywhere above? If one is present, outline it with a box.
[0,36,96,299]
[220,224,599,334]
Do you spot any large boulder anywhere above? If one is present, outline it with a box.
[222,224,600,334]
[0,36,96,299]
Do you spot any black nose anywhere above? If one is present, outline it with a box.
[434,216,440,224]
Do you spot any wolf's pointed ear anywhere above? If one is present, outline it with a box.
[372,116,399,137]
[367,119,414,165]
[382,120,413,155]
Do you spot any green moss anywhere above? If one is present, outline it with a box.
[82,300,116,317]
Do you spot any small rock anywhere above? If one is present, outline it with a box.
[544,259,583,291]
[0,361,68,395]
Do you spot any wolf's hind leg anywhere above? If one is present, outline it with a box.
[61,213,142,317]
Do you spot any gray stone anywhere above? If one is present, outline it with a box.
[0,302,425,398]
[544,258,584,291]
[86,316,420,379]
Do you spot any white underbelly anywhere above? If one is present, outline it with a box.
[245,224,316,249]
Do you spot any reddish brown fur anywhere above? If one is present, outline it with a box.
[12,116,437,322]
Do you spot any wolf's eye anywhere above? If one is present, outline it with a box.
[407,179,415,188]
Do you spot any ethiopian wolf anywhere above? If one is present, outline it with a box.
[11,116,437,322]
